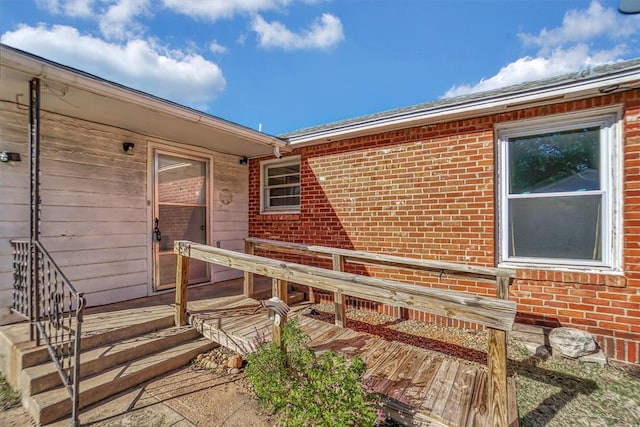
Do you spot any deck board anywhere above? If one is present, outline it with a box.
[187,294,518,427]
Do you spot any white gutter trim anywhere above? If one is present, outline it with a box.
[287,72,640,146]
[1,45,288,150]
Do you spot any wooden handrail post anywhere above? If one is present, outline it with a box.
[487,328,508,427]
[272,278,288,352]
[332,254,346,327]
[488,274,510,426]
[496,275,511,300]
[244,239,255,297]
[175,251,190,326]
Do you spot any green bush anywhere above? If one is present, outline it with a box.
[245,318,377,426]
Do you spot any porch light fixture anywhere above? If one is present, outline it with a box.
[0,151,21,162]
[122,142,135,155]
[239,156,248,165]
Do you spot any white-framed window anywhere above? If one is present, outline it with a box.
[497,109,622,270]
[261,156,301,213]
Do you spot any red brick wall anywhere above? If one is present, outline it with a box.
[249,89,640,365]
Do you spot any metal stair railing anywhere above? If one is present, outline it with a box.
[11,239,85,427]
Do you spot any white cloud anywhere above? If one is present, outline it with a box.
[444,45,626,98]
[162,0,294,21]
[36,0,96,17]
[443,1,639,98]
[99,0,151,40]
[252,13,343,50]
[209,40,227,54]
[1,24,226,106]
[519,1,640,50]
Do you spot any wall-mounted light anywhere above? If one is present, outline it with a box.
[239,156,248,165]
[122,142,135,155]
[0,151,21,162]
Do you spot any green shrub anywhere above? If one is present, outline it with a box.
[245,318,377,426]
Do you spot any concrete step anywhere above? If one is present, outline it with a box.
[19,325,200,397]
[19,314,175,371]
[24,336,218,426]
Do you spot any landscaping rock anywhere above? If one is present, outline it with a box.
[227,354,244,369]
[549,327,596,358]
[578,349,608,366]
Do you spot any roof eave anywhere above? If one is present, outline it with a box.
[286,70,640,147]
[0,44,289,151]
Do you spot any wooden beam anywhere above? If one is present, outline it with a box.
[332,254,346,327]
[175,241,517,331]
[243,240,254,297]
[487,327,508,427]
[247,237,517,282]
[174,253,190,326]
[272,276,289,305]
[272,278,287,352]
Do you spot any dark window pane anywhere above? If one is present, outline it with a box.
[270,196,300,206]
[270,187,300,197]
[509,127,600,194]
[268,175,300,186]
[267,165,300,177]
[509,195,602,260]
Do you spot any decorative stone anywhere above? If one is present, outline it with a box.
[549,327,596,358]
[578,349,608,366]
[227,354,243,369]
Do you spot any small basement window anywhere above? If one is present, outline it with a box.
[498,110,621,270]
[261,156,301,213]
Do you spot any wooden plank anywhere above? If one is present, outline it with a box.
[441,364,478,427]
[333,254,346,327]
[308,323,352,349]
[487,328,509,427]
[361,341,402,384]
[273,277,288,305]
[429,359,462,416]
[295,316,335,342]
[416,358,457,415]
[174,254,189,326]
[508,374,520,427]
[311,327,362,356]
[177,242,517,331]
[465,370,488,427]
[356,337,392,368]
[272,278,287,351]
[385,346,430,401]
[365,342,422,395]
[243,240,254,297]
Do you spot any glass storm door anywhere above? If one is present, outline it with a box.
[154,152,210,290]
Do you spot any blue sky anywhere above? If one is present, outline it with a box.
[2,1,640,135]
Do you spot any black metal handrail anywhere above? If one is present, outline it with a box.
[11,239,85,426]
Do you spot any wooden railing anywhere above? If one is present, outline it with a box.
[173,240,517,427]
[245,237,516,321]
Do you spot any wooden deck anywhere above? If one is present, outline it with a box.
[187,293,518,427]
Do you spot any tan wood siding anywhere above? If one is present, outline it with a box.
[39,116,149,306]
[0,103,149,307]
[0,106,29,308]
[212,154,249,282]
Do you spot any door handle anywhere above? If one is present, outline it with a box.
[153,217,162,242]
